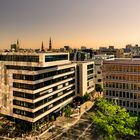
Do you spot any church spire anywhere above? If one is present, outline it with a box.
[41,41,45,52]
[16,39,20,50]
[17,40,19,46]
[49,37,52,51]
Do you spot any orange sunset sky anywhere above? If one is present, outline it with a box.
[0,0,140,49]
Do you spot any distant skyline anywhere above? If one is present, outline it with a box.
[1,0,140,49]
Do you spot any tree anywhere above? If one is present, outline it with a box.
[51,115,55,124]
[95,84,103,94]
[90,98,138,139]
[64,105,72,117]
[82,92,90,102]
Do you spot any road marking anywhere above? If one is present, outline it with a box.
[77,122,93,140]
[49,115,92,140]
[49,128,68,140]
[79,118,90,121]
[50,119,92,140]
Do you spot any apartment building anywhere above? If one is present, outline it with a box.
[0,52,76,127]
[103,58,140,115]
[93,54,114,88]
[76,61,95,96]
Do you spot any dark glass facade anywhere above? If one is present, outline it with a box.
[13,92,75,118]
[87,64,93,69]
[13,85,75,109]
[13,67,75,81]
[7,65,57,71]
[13,79,75,99]
[0,55,39,62]
[45,55,68,62]
[87,69,93,75]
[77,66,80,94]
[13,73,75,90]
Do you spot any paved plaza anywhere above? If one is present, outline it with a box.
[38,101,98,140]
[48,112,99,140]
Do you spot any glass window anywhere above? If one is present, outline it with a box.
[134,102,137,108]
[126,92,129,98]
[97,71,101,74]
[127,101,129,107]
[58,92,63,97]
[87,64,93,69]
[0,55,39,62]
[119,100,122,106]
[106,90,108,95]
[48,104,53,109]
[138,103,140,108]
[123,101,125,106]
[45,55,68,62]
[130,93,133,99]
[116,91,118,97]
[13,73,75,90]
[134,93,137,99]
[123,92,125,98]
[57,84,63,89]
[120,91,122,97]
[130,102,133,107]
[113,91,115,96]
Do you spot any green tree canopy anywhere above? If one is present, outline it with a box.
[51,115,55,122]
[64,105,72,117]
[95,84,103,93]
[91,98,138,139]
[82,92,90,102]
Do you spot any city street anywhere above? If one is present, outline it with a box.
[48,112,99,140]
[39,101,94,140]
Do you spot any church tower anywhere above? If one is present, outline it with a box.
[16,40,20,50]
[41,41,45,52]
[49,37,52,51]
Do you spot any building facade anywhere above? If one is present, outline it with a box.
[0,52,76,126]
[93,54,114,88]
[103,58,140,115]
[76,61,95,96]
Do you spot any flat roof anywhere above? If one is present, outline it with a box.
[72,60,94,64]
[0,52,69,56]
[104,58,140,65]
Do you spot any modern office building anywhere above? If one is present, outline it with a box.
[103,58,140,115]
[97,46,117,56]
[0,52,76,127]
[76,61,95,96]
[70,51,91,61]
[97,46,125,58]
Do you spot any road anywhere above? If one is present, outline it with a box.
[48,112,99,140]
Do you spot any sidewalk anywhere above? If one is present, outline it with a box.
[54,101,93,128]
[40,100,93,139]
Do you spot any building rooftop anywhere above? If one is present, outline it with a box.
[0,51,68,55]
[72,59,94,64]
[104,58,140,64]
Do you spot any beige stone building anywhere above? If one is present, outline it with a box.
[103,58,140,115]
[0,52,76,127]
[93,54,114,88]
[76,61,95,96]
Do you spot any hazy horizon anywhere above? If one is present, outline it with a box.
[1,0,140,49]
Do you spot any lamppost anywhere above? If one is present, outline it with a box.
[77,105,81,115]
